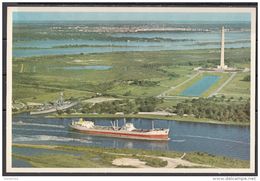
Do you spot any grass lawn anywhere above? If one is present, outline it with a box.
[219,72,250,99]
[13,48,250,103]
[13,84,95,103]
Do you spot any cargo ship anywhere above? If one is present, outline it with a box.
[70,118,170,141]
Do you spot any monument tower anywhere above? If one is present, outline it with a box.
[217,26,228,70]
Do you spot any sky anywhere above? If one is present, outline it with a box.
[13,12,251,22]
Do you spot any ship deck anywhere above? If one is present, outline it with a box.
[89,125,166,132]
[70,124,169,141]
[93,125,151,132]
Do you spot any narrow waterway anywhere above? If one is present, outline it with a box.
[12,113,250,163]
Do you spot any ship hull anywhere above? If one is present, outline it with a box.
[70,125,169,141]
[30,108,57,115]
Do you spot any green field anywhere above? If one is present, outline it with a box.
[13,48,250,102]
[12,47,251,124]
[220,72,250,98]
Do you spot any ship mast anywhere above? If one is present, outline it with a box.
[110,121,115,129]
[111,120,119,130]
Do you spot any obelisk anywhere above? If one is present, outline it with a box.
[217,26,227,70]
[220,26,225,68]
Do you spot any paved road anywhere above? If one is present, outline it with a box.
[208,72,237,97]
[157,72,200,98]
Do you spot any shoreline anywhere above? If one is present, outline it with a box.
[45,113,249,126]
[13,47,250,59]
[12,143,250,168]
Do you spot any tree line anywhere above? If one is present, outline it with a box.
[173,97,250,123]
[76,97,163,115]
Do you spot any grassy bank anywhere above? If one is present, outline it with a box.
[46,113,249,126]
[12,144,250,168]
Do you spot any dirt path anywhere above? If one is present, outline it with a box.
[83,97,121,104]
[157,156,211,168]
[108,152,211,168]
[112,158,152,168]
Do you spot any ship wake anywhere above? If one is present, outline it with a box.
[13,121,65,129]
[176,134,249,145]
[170,139,186,143]
[13,134,92,144]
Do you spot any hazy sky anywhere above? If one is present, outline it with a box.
[13,12,251,22]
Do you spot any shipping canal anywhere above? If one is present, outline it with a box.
[12,113,250,163]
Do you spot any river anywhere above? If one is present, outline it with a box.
[12,113,250,163]
[13,31,250,58]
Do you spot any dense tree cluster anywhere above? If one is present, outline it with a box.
[141,63,171,69]
[79,97,163,114]
[156,68,180,78]
[174,97,250,123]
[128,80,159,87]
[175,54,250,68]
[135,97,163,112]
[242,75,250,82]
